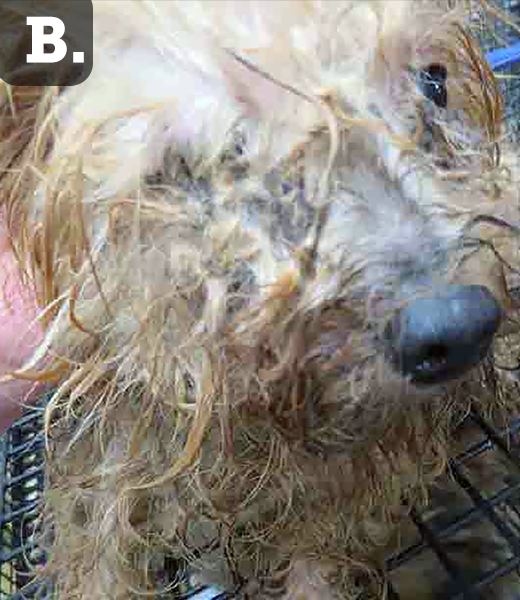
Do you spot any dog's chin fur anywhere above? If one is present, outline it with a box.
[1,1,520,598]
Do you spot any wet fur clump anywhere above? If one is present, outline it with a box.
[1,1,520,598]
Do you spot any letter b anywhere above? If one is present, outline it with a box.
[26,16,67,63]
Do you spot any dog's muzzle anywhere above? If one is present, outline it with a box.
[385,285,502,385]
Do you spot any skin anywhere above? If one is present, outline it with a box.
[0,225,44,434]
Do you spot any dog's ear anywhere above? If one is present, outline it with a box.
[209,45,321,164]
[217,50,290,119]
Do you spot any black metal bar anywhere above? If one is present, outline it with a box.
[469,410,520,463]
[386,477,520,572]
[409,507,483,600]
[449,460,520,556]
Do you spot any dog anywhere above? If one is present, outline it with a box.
[2,1,520,598]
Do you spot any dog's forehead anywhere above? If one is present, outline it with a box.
[79,0,487,164]
[48,0,505,298]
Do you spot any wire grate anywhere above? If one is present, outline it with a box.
[480,0,520,139]
[0,407,48,599]
[385,413,520,599]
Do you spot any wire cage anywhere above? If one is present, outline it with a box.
[385,411,520,600]
[0,407,48,600]
[3,2,520,600]
[477,0,520,138]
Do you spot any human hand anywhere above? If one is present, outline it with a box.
[0,227,44,434]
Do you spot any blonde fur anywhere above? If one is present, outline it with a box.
[1,1,520,598]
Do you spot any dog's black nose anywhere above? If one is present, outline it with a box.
[385,285,502,385]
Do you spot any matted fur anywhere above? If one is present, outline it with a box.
[1,1,520,598]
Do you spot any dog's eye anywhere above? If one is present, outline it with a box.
[418,64,448,109]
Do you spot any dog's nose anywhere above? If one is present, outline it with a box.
[385,285,502,385]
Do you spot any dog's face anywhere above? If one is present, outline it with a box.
[4,2,520,598]
[3,1,520,451]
